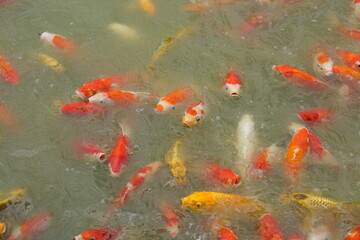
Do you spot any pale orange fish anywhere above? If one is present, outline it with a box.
[40,32,76,52]
[312,47,333,76]
[240,12,268,34]
[137,0,156,16]
[0,53,19,84]
[155,85,194,113]
[0,103,18,131]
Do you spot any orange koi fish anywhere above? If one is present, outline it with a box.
[336,25,360,42]
[223,71,243,97]
[74,140,106,162]
[182,100,205,128]
[0,54,19,84]
[0,103,18,131]
[203,163,241,187]
[75,74,138,100]
[161,201,180,237]
[297,109,334,126]
[217,227,239,240]
[240,12,268,34]
[284,127,309,183]
[250,144,280,180]
[74,229,122,240]
[183,0,243,12]
[108,130,130,177]
[258,214,285,240]
[155,85,194,113]
[103,162,161,223]
[313,47,333,76]
[344,225,360,240]
[7,211,52,240]
[335,49,360,71]
[137,0,156,16]
[40,32,76,51]
[89,90,156,106]
[60,102,106,117]
[333,65,360,90]
[272,65,330,90]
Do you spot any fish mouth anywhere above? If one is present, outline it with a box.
[230,92,239,97]
[180,198,187,209]
[181,121,191,128]
[233,177,241,186]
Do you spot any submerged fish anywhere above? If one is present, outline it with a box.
[333,65,360,90]
[36,53,65,73]
[7,211,52,240]
[0,188,27,211]
[312,47,333,76]
[40,32,76,52]
[137,0,156,16]
[0,54,19,84]
[161,201,180,237]
[258,214,285,240]
[155,85,194,113]
[222,70,243,97]
[183,0,243,12]
[108,23,140,40]
[236,114,257,178]
[74,229,122,240]
[182,100,205,128]
[203,163,241,187]
[60,102,106,117]
[306,224,334,240]
[165,138,187,184]
[74,140,106,162]
[250,144,281,180]
[181,192,267,217]
[297,109,334,126]
[0,103,18,131]
[240,12,268,34]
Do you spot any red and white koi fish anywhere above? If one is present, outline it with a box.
[344,225,360,240]
[155,85,194,113]
[75,74,139,100]
[108,129,130,177]
[40,32,76,52]
[7,211,52,240]
[74,140,106,162]
[89,90,156,106]
[284,127,309,183]
[102,162,162,223]
[223,71,243,97]
[182,100,205,128]
[250,144,281,180]
[203,163,241,187]
[333,65,360,90]
[335,49,360,72]
[60,102,106,117]
[0,54,19,84]
[297,109,334,126]
[312,47,333,76]
[240,12,268,34]
[161,201,180,237]
[272,65,330,90]
[258,214,285,240]
[74,229,122,240]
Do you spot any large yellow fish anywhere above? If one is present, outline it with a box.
[165,138,186,184]
[181,192,267,217]
[37,53,65,73]
[0,188,27,211]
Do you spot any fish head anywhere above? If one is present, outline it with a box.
[217,170,241,186]
[182,113,199,128]
[88,92,113,105]
[313,61,333,77]
[155,99,174,113]
[181,192,216,213]
[223,83,241,97]
[40,32,55,43]
[298,111,320,123]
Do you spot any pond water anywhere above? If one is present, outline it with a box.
[0,0,359,239]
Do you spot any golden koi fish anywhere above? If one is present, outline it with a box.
[181,192,267,217]
[0,188,27,211]
[165,138,187,184]
[37,53,65,73]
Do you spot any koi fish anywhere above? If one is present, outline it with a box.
[109,127,130,177]
[335,49,360,72]
[161,201,180,237]
[165,138,187,184]
[284,127,309,183]
[60,102,106,117]
[137,0,155,16]
[36,53,65,73]
[0,103,18,131]
[344,225,360,240]
[203,163,241,187]
[258,214,285,240]
[89,90,156,106]
[183,0,243,12]
[182,100,205,128]
[103,162,161,223]
[272,65,330,90]
[223,71,243,97]
[297,109,334,126]
[217,227,239,240]
[240,12,268,34]
[312,47,333,76]
[181,192,267,217]
[236,114,257,178]
[74,140,106,162]
[75,74,138,100]
[336,25,360,42]
[250,144,281,180]
[40,32,76,51]
[74,229,122,240]
[7,211,52,240]
[108,23,140,40]
[333,65,360,90]
[306,224,334,240]
[155,85,194,113]
[0,188,27,211]
[0,54,19,84]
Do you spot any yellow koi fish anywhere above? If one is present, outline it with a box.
[37,53,65,73]
[0,188,27,211]
[137,0,156,16]
[181,192,267,217]
[165,138,186,184]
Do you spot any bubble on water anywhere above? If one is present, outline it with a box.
[136,108,145,113]
[215,115,221,120]
[35,79,40,83]
[311,19,317,23]
[65,168,69,171]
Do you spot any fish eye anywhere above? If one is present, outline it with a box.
[357,62,360,67]
[196,117,201,121]
[196,202,202,208]
[90,238,96,240]
[294,194,307,200]
[172,106,175,110]
[225,86,229,90]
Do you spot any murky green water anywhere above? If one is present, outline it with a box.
[0,0,359,239]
